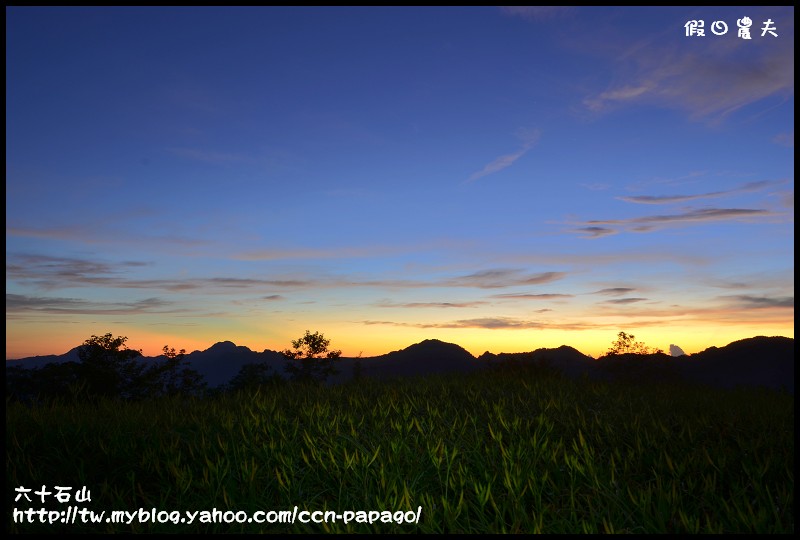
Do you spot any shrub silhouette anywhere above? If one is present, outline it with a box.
[605,331,663,356]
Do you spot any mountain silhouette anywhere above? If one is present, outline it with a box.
[675,336,794,393]
[479,345,597,379]
[184,342,284,388]
[5,342,285,390]
[6,335,794,393]
[355,338,480,380]
[5,347,82,370]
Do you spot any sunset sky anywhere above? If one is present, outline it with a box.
[6,6,794,360]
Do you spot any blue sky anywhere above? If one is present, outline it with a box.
[6,6,794,359]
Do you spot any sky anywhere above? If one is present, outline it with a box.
[6,6,794,360]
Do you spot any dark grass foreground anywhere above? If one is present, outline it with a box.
[7,365,794,533]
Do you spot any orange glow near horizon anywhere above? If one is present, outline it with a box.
[6,318,794,361]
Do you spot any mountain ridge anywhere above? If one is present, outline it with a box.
[6,335,794,392]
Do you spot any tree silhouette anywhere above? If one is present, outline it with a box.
[7,334,206,402]
[155,345,207,397]
[282,330,341,384]
[606,331,663,356]
[78,333,145,399]
[78,335,206,399]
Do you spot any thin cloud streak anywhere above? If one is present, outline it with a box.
[584,84,652,111]
[721,295,794,309]
[582,19,794,122]
[360,317,661,331]
[601,297,648,304]
[361,317,547,330]
[574,207,778,238]
[575,226,617,238]
[236,245,408,261]
[6,293,182,316]
[484,248,712,268]
[375,300,487,309]
[467,129,541,182]
[8,254,568,293]
[591,287,636,296]
[618,180,787,204]
[490,293,573,300]
[588,208,773,225]
[234,239,476,262]
[592,298,794,321]
[443,269,566,289]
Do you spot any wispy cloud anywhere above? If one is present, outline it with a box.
[484,248,711,267]
[438,317,547,329]
[378,301,485,309]
[704,270,794,294]
[574,226,616,239]
[8,254,567,294]
[600,297,648,305]
[6,254,315,292]
[490,293,573,300]
[236,245,404,261]
[591,287,637,296]
[233,239,469,261]
[573,207,778,238]
[588,208,773,225]
[584,84,652,111]
[467,129,541,182]
[721,295,794,309]
[6,255,149,290]
[362,317,548,330]
[582,11,794,122]
[443,269,566,289]
[6,294,179,315]
[362,287,795,331]
[617,180,787,204]
[361,317,648,331]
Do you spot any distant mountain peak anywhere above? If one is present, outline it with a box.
[410,338,468,349]
[393,339,475,359]
[542,345,584,354]
[208,341,241,351]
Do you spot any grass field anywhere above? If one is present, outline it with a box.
[6,364,794,533]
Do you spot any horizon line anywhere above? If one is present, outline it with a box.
[5,333,794,363]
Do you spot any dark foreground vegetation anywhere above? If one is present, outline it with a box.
[7,361,793,533]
